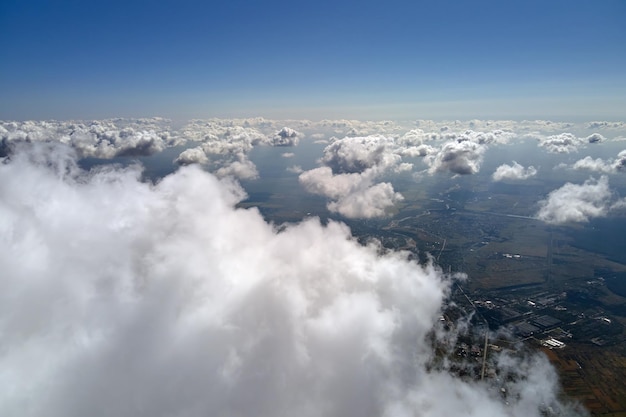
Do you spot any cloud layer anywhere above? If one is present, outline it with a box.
[3,117,625,228]
[0,118,176,159]
[0,143,585,417]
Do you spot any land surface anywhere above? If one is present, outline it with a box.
[243,178,626,416]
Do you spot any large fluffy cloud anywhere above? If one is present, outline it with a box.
[492,162,537,181]
[535,176,618,224]
[0,142,586,417]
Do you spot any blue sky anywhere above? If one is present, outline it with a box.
[1,0,625,121]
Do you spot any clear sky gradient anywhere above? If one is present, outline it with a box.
[1,0,625,121]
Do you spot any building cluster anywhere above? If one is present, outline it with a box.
[467,285,622,352]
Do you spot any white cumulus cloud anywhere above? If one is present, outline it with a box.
[299,167,402,218]
[174,146,209,166]
[536,133,583,154]
[425,140,486,175]
[270,127,302,146]
[326,182,404,219]
[567,150,626,174]
[536,176,617,224]
[492,162,537,181]
[321,135,400,174]
[298,136,407,218]
[215,154,259,180]
[571,156,615,174]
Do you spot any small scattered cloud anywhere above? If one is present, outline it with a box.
[536,176,617,224]
[286,165,303,174]
[180,122,267,180]
[270,127,301,147]
[327,182,404,218]
[321,135,400,175]
[563,150,626,174]
[616,150,626,171]
[399,144,436,158]
[425,140,486,175]
[300,166,403,218]
[492,162,537,181]
[298,136,405,218]
[174,146,209,166]
[299,165,403,219]
[299,167,364,199]
[611,197,626,211]
[586,133,605,143]
[215,154,259,180]
[299,171,402,219]
[571,157,615,174]
[536,133,583,154]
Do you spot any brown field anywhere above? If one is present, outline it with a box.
[543,344,626,415]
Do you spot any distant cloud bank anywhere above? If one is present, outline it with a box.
[1,117,625,221]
